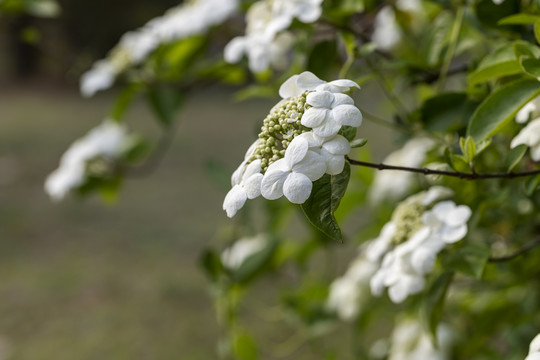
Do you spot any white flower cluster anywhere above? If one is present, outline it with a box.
[221,234,268,270]
[369,137,434,204]
[388,319,453,360]
[223,72,363,217]
[512,97,540,161]
[45,120,132,201]
[224,0,323,72]
[369,187,471,303]
[526,334,540,360]
[81,0,239,97]
[326,251,378,321]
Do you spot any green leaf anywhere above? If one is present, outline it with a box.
[441,242,491,278]
[233,332,258,360]
[498,13,540,25]
[535,21,540,44]
[520,57,540,77]
[339,126,357,142]
[350,138,368,148]
[476,0,519,28]
[475,138,492,156]
[421,93,478,131]
[460,136,476,162]
[422,272,454,340]
[505,144,528,172]
[467,79,540,142]
[468,43,522,85]
[146,86,184,127]
[525,174,540,195]
[301,163,351,242]
[110,84,143,120]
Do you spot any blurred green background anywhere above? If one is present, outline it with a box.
[0,2,394,359]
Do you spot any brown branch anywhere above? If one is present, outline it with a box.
[346,156,540,180]
[488,238,540,263]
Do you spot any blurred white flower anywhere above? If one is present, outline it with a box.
[525,333,540,360]
[369,137,434,204]
[221,235,268,270]
[45,120,131,201]
[80,60,117,98]
[271,0,323,26]
[296,132,351,175]
[261,136,326,203]
[372,6,401,51]
[389,319,453,360]
[511,118,540,161]
[369,189,469,304]
[327,256,378,321]
[81,0,238,96]
[516,100,540,124]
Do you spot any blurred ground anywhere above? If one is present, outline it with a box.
[0,83,392,359]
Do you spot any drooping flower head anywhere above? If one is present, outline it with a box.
[223,72,362,217]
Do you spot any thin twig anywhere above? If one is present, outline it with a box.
[346,156,540,180]
[488,238,540,263]
[437,5,465,92]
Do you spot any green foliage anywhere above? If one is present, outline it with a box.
[301,163,351,242]
[422,272,454,340]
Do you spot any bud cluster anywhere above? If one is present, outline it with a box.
[251,93,308,172]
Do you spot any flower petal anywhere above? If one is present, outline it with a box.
[223,185,248,218]
[301,107,329,128]
[296,131,322,147]
[388,275,425,303]
[328,79,360,92]
[279,74,302,98]
[441,224,468,243]
[283,172,313,203]
[321,151,345,175]
[261,168,288,200]
[332,104,363,127]
[243,159,262,179]
[331,93,355,106]
[292,150,326,181]
[224,37,247,63]
[244,173,263,199]
[285,136,309,166]
[322,135,351,155]
[295,71,325,91]
[312,118,342,137]
[446,205,471,226]
[306,90,334,108]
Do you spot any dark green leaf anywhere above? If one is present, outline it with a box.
[475,138,492,155]
[422,272,454,340]
[505,144,528,172]
[475,0,519,28]
[146,86,184,127]
[520,57,540,77]
[498,14,540,25]
[301,163,351,242]
[467,79,540,142]
[441,242,491,278]
[350,138,368,148]
[468,43,522,85]
[420,93,478,132]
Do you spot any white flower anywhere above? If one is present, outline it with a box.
[302,90,363,137]
[327,252,378,321]
[221,234,268,270]
[366,222,396,262]
[511,118,540,161]
[526,334,540,360]
[516,100,540,124]
[271,0,323,26]
[223,160,264,218]
[369,137,434,204]
[372,6,402,51]
[81,0,238,96]
[389,319,453,360]
[261,136,326,203]
[396,0,422,13]
[279,71,360,98]
[370,197,470,303]
[296,132,351,175]
[45,120,130,201]
[80,60,117,98]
